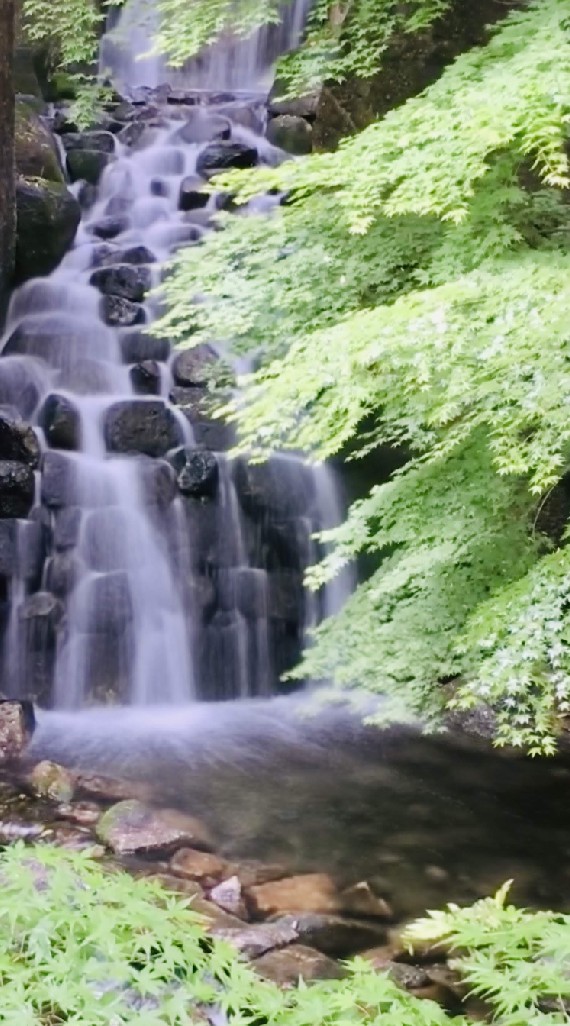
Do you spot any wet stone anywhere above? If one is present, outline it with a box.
[284,913,388,958]
[140,458,178,511]
[96,799,214,857]
[0,461,35,518]
[178,178,209,212]
[173,113,231,145]
[130,360,161,395]
[210,875,248,919]
[55,801,101,827]
[83,507,131,572]
[0,519,43,579]
[0,359,41,419]
[0,410,40,467]
[104,400,180,457]
[30,760,75,802]
[18,591,64,649]
[53,506,82,550]
[120,244,157,265]
[41,451,74,508]
[211,917,300,959]
[91,264,152,302]
[39,393,81,450]
[0,702,32,762]
[90,215,128,240]
[102,294,145,328]
[44,551,82,599]
[171,344,221,388]
[78,571,133,635]
[120,330,171,364]
[196,141,258,177]
[67,149,111,186]
[253,945,344,986]
[75,773,152,804]
[174,448,219,499]
[62,131,115,154]
[170,847,229,886]
[266,114,312,155]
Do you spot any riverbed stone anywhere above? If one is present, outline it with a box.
[96,799,213,857]
[248,872,342,916]
[253,944,344,985]
[0,702,32,762]
[266,115,312,155]
[15,179,80,283]
[169,847,229,885]
[39,393,81,451]
[0,461,35,518]
[91,264,152,302]
[30,760,75,802]
[102,294,145,328]
[119,330,171,364]
[283,913,388,957]
[196,141,258,177]
[55,801,101,827]
[0,410,40,467]
[211,917,300,959]
[120,244,157,266]
[104,400,180,457]
[210,875,248,919]
[75,773,152,804]
[66,149,112,185]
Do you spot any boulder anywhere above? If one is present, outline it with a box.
[30,760,75,802]
[253,945,344,985]
[62,131,115,154]
[169,847,229,886]
[196,142,258,177]
[0,461,35,518]
[117,121,150,147]
[101,294,145,328]
[0,358,42,419]
[53,506,82,551]
[119,330,171,364]
[66,149,111,185]
[266,114,312,155]
[216,103,264,133]
[210,875,248,919]
[173,113,231,145]
[178,178,210,212]
[171,344,222,388]
[104,400,180,457]
[119,244,157,265]
[0,702,34,762]
[15,179,80,283]
[39,393,81,450]
[15,100,63,183]
[90,264,152,302]
[96,799,213,856]
[0,410,40,467]
[234,457,315,518]
[130,360,161,395]
[168,447,219,498]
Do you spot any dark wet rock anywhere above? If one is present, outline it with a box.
[268,84,320,120]
[178,178,210,212]
[0,519,43,579]
[0,410,40,467]
[90,243,121,268]
[340,881,393,918]
[173,113,231,145]
[0,702,33,762]
[51,109,79,135]
[90,215,128,240]
[170,847,229,886]
[386,963,432,990]
[234,457,315,518]
[0,359,42,419]
[210,875,248,919]
[150,178,169,198]
[104,400,180,457]
[53,506,82,551]
[91,264,152,302]
[120,331,171,364]
[62,130,115,154]
[66,149,112,185]
[211,917,300,959]
[266,114,312,155]
[102,294,145,328]
[253,944,344,985]
[15,99,63,183]
[130,360,161,395]
[187,574,217,621]
[15,179,80,283]
[168,447,218,498]
[83,507,131,572]
[96,799,213,857]
[18,592,64,666]
[44,551,82,599]
[117,121,150,147]
[78,571,133,635]
[30,760,75,802]
[78,182,98,210]
[47,825,105,854]
[196,141,258,177]
[140,458,178,511]
[218,568,269,620]
[171,344,223,388]
[39,393,81,451]
[0,461,35,518]
[120,244,157,265]
[41,451,74,508]
[268,571,304,621]
[285,913,388,957]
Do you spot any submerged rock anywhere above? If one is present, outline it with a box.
[211,917,300,959]
[282,913,388,957]
[104,400,180,457]
[0,461,35,518]
[96,799,213,857]
[178,178,209,212]
[15,179,80,283]
[40,451,74,508]
[30,760,75,802]
[0,359,42,419]
[171,344,224,388]
[170,847,229,886]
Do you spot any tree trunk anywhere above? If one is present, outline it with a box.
[0,0,15,311]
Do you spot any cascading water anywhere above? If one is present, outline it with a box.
[0,40,352,710]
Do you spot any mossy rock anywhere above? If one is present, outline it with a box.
[15,177,81,284]
[15,99,63,184]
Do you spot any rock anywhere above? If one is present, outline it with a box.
[41,451,74,508]
[339,882,393,919]
[178,178,210,212]
[15,100,63,183]
[0,461,35,518]
[253,945,344,985]
[0,411,40,467]
[30,760,75,802]
[171,344,222,388]
[268,85,321,120]
[90,216,128,240]
[55,801,101,827]
[39,393,81,450]
[210,876,248,919]
[44,552,82,599]
[171,448,218,498]
[248,872,342,916]
[141,872,205,901]
[77,571,133,635]
[15,179,80,283]
[62,131,115,154]
[216,103,264,133]
[288,913,389,957]
[117,121,150,147]
[386,963,431,990]
[75,773,151,804]
[66,149,112,185]
[130,360,161,395]
[0,519,43,579]
[0,702,33,761]
[173,114,231,145]
[102,294,145,328]
[234,457,315,519]
[104,400,180,457]
[120,244,157,265]
[211,917,300,959]
[196,142,258,177]
[78,182,98,210]
[169,847,229,886]
[140,458,178,510]
[83,507,131,572]
[53,507,82,550]
[119,330,171,364]
[228,860,288,889]
[3,314,114,370]
[18,591,64,646]
[96,800,213,857]
[90,264,152,302]
[266,115,312,155]
[0,358,42,419]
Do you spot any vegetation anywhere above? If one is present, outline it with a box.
[1,844,569,1026]
[154,0,570,754]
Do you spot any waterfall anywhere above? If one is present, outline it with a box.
[100,0,313,96]
[0,7,352,711]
